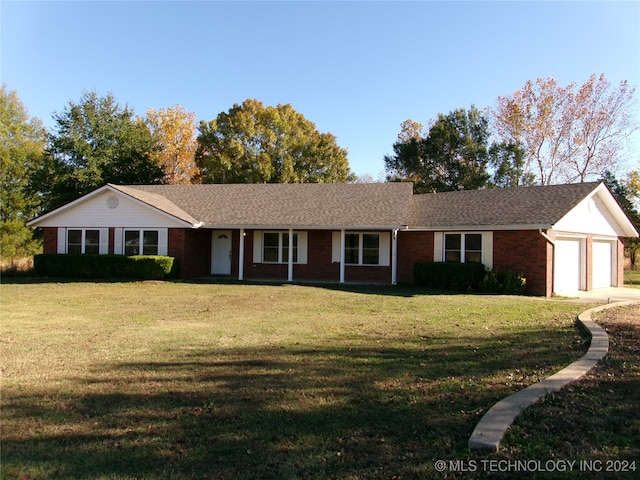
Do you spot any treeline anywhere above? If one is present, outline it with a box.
[1,73,639,264]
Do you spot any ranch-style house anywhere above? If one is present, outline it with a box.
[27,181,639,296]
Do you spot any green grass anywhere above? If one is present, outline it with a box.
[624,269,640,288]
[1,281,592,479]
[497,304,640,479]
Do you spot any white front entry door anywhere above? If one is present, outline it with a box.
[211,230,232,275]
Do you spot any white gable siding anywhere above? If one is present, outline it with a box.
[554,194,626,236]
[35,190,188,228]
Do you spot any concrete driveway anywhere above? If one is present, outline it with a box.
[565,287,640,304]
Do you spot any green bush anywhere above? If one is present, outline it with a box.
[33,254,177,280]
[480,269,527,295]
[414,261,486,292]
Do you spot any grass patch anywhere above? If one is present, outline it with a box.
[1,281,591,479]
[624,269,640,288]
[495,305,640,479]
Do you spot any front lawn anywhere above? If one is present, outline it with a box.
[624,269,640,288]
[1,281,591,479]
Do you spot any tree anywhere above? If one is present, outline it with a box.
[35,91,164,210]
[384,106,492,193]
[489,141,536,188]
[195,99,351,183]
[600,170,640,267]
[0,85,47,262]
[146,105,199,184]
[568,74,637,182]
[492,74,637,185]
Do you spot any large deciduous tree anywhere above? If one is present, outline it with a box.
[492,74,637,185]
[0,85,47,262]
[146,105,199,184]
[195,99,351,183]
[384,106,493,193]
[34,91,164,211]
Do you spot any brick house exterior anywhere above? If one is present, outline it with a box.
[29,182,638,296]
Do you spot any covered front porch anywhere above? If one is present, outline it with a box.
[198,227,403,285]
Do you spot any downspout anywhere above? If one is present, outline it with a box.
[538,228,555,246]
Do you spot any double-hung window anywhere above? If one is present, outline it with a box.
[345,233,380,265]
[67,229,100,254]
[444,233,482,263]
[263,232,298,263]
[124,230,159,256]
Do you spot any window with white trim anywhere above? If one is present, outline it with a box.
[444,233,482,263]
[345,233,381,265]
[67,229,100,254]
[263,232,298,263]
[124,230,159,256]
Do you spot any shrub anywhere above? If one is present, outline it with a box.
[33,254,177,280]
[414,261,486,292]
[480,269,527,295]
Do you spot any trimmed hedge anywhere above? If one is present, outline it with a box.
[34,254,177,280]
[414,261,486,292]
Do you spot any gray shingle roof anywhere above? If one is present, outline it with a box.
[111,182,414,228]
[409,182,602,229]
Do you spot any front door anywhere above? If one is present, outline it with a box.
[211,230,232,275]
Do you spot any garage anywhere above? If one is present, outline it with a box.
[554,238,582,294]
[592,240,614,289]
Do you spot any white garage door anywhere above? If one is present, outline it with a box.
[554,238,582,294]
[592,241,614,289]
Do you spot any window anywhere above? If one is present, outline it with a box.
[262,232,298,263]
[345,232,380,265]
[124,230,159,256]
[444,233,482,264]
[444,234,461,262]
[67,229,100,254]
[464,234,482,263]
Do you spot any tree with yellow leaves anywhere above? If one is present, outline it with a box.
[146,105,199,184]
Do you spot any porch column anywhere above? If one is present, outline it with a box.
[391,229,398,285]
[238,228,245,280]
[287,228,294,282]
[339,229,346,283]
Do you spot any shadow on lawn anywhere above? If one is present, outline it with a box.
[2,328,589,480]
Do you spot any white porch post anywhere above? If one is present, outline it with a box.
[238,228,245,280]
[287,228,294,282]
[391,229,398,285]
[339,229,346,284]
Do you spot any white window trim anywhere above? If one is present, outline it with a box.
[336,231,390,267]
[118,228,168,256]
[435,232,493,269]
[252,231,308,264]
[58,227,108,254]
[262,231,299,264]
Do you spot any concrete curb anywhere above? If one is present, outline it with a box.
[468,301,638,452]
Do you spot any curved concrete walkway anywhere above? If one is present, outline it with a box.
[468,300,638,452]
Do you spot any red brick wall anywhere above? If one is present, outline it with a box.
[397,231,434,284]
[168,228,211,279]
[493,230,551,296]
[243,229,391,283]
[42,227,58,254]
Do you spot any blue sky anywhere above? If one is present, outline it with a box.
[2,1,639,178]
